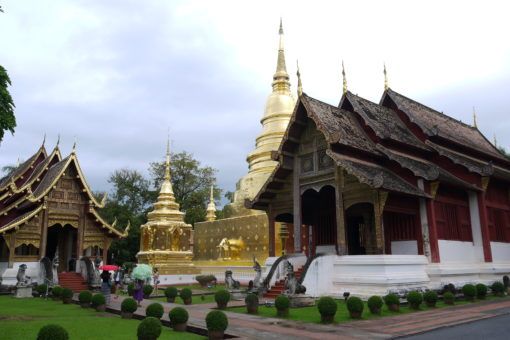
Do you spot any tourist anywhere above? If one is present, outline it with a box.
[152,268,159,296]
[133,279,144,307]
[100,270,112,305]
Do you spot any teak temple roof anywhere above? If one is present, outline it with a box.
[248,88,510,210]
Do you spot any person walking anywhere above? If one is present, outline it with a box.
[100,270,112,305]
[133,278,144,307]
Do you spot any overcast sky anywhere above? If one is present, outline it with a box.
[1,0,509,205]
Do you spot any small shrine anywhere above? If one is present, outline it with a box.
[136,141,199,276]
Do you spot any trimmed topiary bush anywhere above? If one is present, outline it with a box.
[164,287,178,303]
[275,295,290,317]
[51,286,63,300]
[146,302,164,319]
[121,298,138,319]
[462,284,477,301]
[367,296,383,314]
[492,281,505,296]
[196,274,217,287]
[476,284,487,299]
[245,293,259,314]
[423,291,438,307]
[36,284,48,297]
[180,288,192,305]
[317,296,337,323]
[214,289,230,309]
[169,307,189,332]
[406,291,423,310]
[346,296,364,319]
[503,276,510,289]
[128,283,135,296]
[443,291,455,305]
[61,288,73,304]
[78,291,92,308]
[143,285,154,298]
[91,293,106,311]
[37,324,69,340]
[137,317,162,340]
[206,310,228,340]
[384,293,400,312]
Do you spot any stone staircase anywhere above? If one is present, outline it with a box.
[263,266,303,299]
[58,272,88,292]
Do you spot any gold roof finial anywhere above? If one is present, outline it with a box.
[206,183,217,221]
[272,18,291,93]
[296,60,303,96]
[56,134,60,147]
[165,134,171,181]
[42,133,46,147]
[209,184,214,202]
[494,133,498,147]
[472,106,478,128]
[342,60,347,94]
[16,157,20,167]
[72,136,77,153]
[384,63,389,91]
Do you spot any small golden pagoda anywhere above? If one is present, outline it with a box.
[205,185,216,222]
[137,141,199,275]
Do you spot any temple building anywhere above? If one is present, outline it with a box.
[248,72,510,296]
[0,141,129,286]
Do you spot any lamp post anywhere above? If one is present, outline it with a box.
[279,223,289,256]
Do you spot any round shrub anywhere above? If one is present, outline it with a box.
[462,284,477,301]
[245,293,259,305]
[492,281,505,296]
[128,283,135,296]
[137,317,162,340]
[78,291,92,304]
[214,289,231,309]
[180,288,192,300]
[91,293,106,307]
[36,284,48,296]
[164,287,178,299]
[367,296,383,314]
[37,324,69,340]
[121,298,138,313]
[406,291,423,309]
[275,295,290,310]
[143,285,154,297]
[423,291,438,307]
[346,296,364,318]
[61,288,73,299]
[205,310,228,332]
[443,291,455,305]
[146,302,164,319]
[317,296,337,317]
[169,307,189,325]
[476,284,487,299]
[384,293,400,310]
[51,286,63,298]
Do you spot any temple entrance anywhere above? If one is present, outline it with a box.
[45,224,77,272]
[301,185,337,255]
[345,203,375,255]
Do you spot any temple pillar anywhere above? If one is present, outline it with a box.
[425,201,440,263]
[475,182,492,262]
[417,180,432,261]
[8,232,15,268]
[39,200,49,259]
[372,190,388,254]
[268,213,276,257]
[334,167,347,255]
[293,156,301,252]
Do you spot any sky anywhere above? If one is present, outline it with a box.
[1,0,509,206]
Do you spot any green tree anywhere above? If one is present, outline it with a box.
[0,65,16,142]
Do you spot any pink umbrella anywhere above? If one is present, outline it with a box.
[99,264,119,271]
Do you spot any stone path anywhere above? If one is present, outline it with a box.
[99,295,510,339]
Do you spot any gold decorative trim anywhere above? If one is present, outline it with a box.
[0,205,43,234]
[430,181,440,199]
[481,176,490,192]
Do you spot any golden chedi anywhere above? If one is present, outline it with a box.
[137,142,199,275]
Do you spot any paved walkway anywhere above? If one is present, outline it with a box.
[99,295,510,339]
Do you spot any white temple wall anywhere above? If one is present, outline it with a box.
[491,242,510,262]
[391,241,418,255]
[438,240,482,263]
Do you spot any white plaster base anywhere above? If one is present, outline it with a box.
[156,274,197,286]
[15,286,33,298]
[0,262,41,287]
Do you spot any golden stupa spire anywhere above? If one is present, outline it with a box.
[472,107,478,128]
[342,60,347,94]
[296,60,303,96]
[161,136,174,195]
[206,184,216,221]
[272,18,291,93]
[384,63,389,91]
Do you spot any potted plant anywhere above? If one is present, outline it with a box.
[491,281,505,297]
[51,286,63,301]
[169,307,189,332]
[406,291,423,310]
[164,287,178,303]
[317,296,337,323]
[443,291,455,305]
[384,293,400,312]
[476,284,487,300]
[245,293,259,314]
[145,302,164,319]
[91,293,106,312]
[196,275,217,287]
[137,317,162,340]
[367,296,383,314]
[78,291,92,308]
[462,284,477,301]
[423,291,438,307]
[37,324,69,340]
[214,289,231,309]
[275,295,290,317]
[143,285,154,299]
[206,310,228,340]
[121,298,138,319]
[61,288,73,304]
[346,296,364,319]
[180,288,193,305]
[36,284,48,298]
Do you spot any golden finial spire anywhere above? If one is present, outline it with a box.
[494,133,498,147]
[342,60,347,94]
[296,60,303,96]
[165,135,171,181]
[72,136,77,153]
[472,107,478,128]
[42,133,46,147]
[56,134,60,147]
[272,18,291,93]
[209,184,214,202]
[16,157,20,167]
[384,63,389,91]
[206,183,217,221]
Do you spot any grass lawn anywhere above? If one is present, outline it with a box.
[227,295,508,324]
[0,296,202,340]
[156,293,216,305]
[159,284,224,293]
